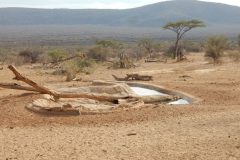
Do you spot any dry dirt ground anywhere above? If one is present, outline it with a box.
[0,53,240,160]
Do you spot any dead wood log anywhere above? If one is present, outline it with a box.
[0,83,39,92]
[145,58,167,63]
[145,58,158,63]
[6,65,130,102]
[127,74,153,81]
[118,98,145,109]
[140,95,180,103]
[112,74,152,81]
[112,74,128,81]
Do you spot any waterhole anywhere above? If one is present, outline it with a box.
[130,86,190,105]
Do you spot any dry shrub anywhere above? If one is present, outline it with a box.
[38,53,52,64]
[0,54,25,66]
[63,61,79,81]
[182,41,203,52]
[54,58,95,81]
[88,40,123,62]
[18,50,42,63]
[227,51,240,62]
[48,50,67,63]
[138,38,154,57]
[165,45,175,58]
[87,45,108,62]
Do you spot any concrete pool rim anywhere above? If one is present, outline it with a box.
[92,80,202,104]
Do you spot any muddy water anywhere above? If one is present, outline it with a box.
[130,87,168,96]
[130,87,190,105]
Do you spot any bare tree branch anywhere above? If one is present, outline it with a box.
[6,65,130,102]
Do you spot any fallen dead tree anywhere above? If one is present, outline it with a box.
[112,74,153,81]
[4,65,130,103]
[0,67,176,104]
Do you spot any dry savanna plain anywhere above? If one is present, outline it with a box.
[0,53,239,160]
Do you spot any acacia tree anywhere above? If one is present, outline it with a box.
[163,19,205,61]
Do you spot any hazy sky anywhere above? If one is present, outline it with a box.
[0,0,240,9]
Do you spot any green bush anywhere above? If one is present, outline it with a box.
[48,50,67,63]
[75,58,95,74]
[205,36,229,63]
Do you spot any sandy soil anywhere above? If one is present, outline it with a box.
[0,53,240,160]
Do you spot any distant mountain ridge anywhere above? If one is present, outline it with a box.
[0,0,240,27]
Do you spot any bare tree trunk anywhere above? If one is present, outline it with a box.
[174,32,183,61]
[175,37,184,61]
[119,51,129,69]
[174,38,179,60]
